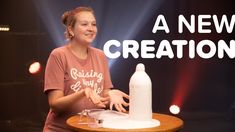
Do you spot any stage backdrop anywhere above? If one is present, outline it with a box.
[0,0,234,120]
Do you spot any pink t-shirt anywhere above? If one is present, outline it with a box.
[43,45,113,132]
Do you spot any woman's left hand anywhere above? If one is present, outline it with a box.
[108,89,129,112]
[84,88,109,108]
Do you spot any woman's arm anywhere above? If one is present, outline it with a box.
[47,88,109,114]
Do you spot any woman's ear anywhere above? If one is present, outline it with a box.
[67,26,75,37]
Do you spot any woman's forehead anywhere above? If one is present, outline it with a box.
[75,11,96,22]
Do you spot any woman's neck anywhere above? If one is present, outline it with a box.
[69,40,89,59]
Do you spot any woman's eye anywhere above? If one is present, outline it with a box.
[81,23,88,26]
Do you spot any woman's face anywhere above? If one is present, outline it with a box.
[72,11,97,45]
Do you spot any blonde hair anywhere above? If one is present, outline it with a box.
[61,7,95,40]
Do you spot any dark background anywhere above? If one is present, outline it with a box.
[0,0,235,131]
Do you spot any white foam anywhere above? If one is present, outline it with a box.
[103,118,160,129]
[89,110,160,129]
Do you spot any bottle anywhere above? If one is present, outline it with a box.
[129,63,152,121]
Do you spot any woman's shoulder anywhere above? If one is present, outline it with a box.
[89,46,105,56]
[50,45,68,56]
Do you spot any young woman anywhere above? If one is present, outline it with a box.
[43,7,129,132]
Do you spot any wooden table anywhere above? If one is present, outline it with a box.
[66,113,183,132]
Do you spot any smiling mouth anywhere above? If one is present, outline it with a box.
[85,33,95,38]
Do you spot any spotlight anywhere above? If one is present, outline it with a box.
[29,62,41,74]
[169,105,180,115]
[0,25,10,32]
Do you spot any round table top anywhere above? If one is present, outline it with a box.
[66,113,183,132]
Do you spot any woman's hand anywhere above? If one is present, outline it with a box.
[108,89,129,112]
[84,88,109,108]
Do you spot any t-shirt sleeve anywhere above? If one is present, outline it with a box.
[44,49,65,93]
[102,53,114,89]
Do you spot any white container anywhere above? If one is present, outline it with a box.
[129,63,152,121]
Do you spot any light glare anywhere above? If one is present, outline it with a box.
[169,105,180,114]
[29,62,41,74]
[0,25,10,32]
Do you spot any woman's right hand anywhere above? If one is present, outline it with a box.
[84,88,109,108]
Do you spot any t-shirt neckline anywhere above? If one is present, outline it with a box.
[65,45,91,65]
